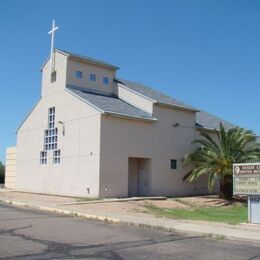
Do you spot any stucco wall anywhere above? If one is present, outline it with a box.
[16,90,101,197]
[41,52,68,97]
[99,104,208,197]
[67,59,116,96]
[117,84,154,114]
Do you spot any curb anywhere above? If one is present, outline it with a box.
[0,199,122,224]
[1,199,260,244]
[0,199,176,233]
[59,196,167,206]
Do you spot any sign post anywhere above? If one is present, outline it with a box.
[233,163,260,224]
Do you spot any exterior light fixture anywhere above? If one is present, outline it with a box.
[58,121,65,136]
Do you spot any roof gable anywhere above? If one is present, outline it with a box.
[66,85,157,121]
[196,110,236,131]
[117,79,198,112]
[117,79,236,131]
[57,49,119,70]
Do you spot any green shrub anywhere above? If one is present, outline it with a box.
[0,162,5,184]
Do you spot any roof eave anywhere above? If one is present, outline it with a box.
[68,55,119,71]
[40,49,119,71]
[16,99,41,134]
[116,82,157,103]
[156,101,199,112]
[103,111,158,122]
[65,88,104,113]
[196,125,219,132]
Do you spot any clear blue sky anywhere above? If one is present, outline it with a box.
[0,0,260,162]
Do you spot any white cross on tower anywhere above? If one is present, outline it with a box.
[48,20,59,73]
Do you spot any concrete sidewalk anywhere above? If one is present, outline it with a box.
[0,189,259,243]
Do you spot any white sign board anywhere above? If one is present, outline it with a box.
[233,163,260,195]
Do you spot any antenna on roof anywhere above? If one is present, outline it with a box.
[48,20,59,73]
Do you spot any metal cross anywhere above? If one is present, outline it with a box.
[48,20,59,73]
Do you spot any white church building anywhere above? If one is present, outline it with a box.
[9,47,235,198]
[6,23,235,198]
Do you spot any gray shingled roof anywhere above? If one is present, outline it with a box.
[196,110,236,130]
[67,79,235,129]
[66,85,156,121]
[118,79,236,130]
[118,79,198,111]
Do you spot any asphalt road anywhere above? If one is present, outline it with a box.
[0,203,259,259]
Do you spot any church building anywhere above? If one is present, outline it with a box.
[6,21,235,198]
[11,47,234,198]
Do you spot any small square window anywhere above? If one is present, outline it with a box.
[51,71,57,83]
[76,71,83,79]
[90,73,96,81]
[171,159,177,169]
[102,77,109,85]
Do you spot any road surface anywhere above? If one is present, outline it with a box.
[0,203,259,259]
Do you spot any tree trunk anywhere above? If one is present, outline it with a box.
[219,175,233,200]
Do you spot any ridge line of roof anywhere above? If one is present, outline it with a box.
[67,84,117,98]
[117,81,157,103]
[56,49,119,70]
[66,85,156,122]
[103,111,158,122]
[65,88,104,113]
[118,79,199,112]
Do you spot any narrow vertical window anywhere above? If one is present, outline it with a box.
[53,150,61,164]
[40,151,47,165]
[41,107,61,165]
[171,159,177,170]
[51,71,57,83]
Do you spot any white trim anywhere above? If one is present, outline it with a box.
[117,82,156,103]
[16,100,41,133]
[117,82,199,112]
[156,101,199,112]
[233,163,260,166]
[104,111,157,122]
[196,125,218,132]
[66,87,157,122]
[40,49,69,71]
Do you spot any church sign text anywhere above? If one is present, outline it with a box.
[233,163,260,195]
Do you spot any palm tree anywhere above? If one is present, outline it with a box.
[0,161,5,184]
[183,123,260,200]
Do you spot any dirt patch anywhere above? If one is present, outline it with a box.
[68,199,190,218]
[136,199,189,209]
[176,195,245,208]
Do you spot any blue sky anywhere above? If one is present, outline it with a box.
[0,0,260,162]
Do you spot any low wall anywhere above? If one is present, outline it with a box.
[5,147,17,189]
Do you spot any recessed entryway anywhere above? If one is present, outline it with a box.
[128,157,151,197]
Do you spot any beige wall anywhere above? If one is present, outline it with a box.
[41,52,68,97]
[16,50,213,198]
[67,59,116,96]
[5,147,17,189]
[117,84,154,114]
[16,90,102,197]
[99,104,209,197]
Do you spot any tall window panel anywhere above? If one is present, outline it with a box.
[40,107,61,165]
